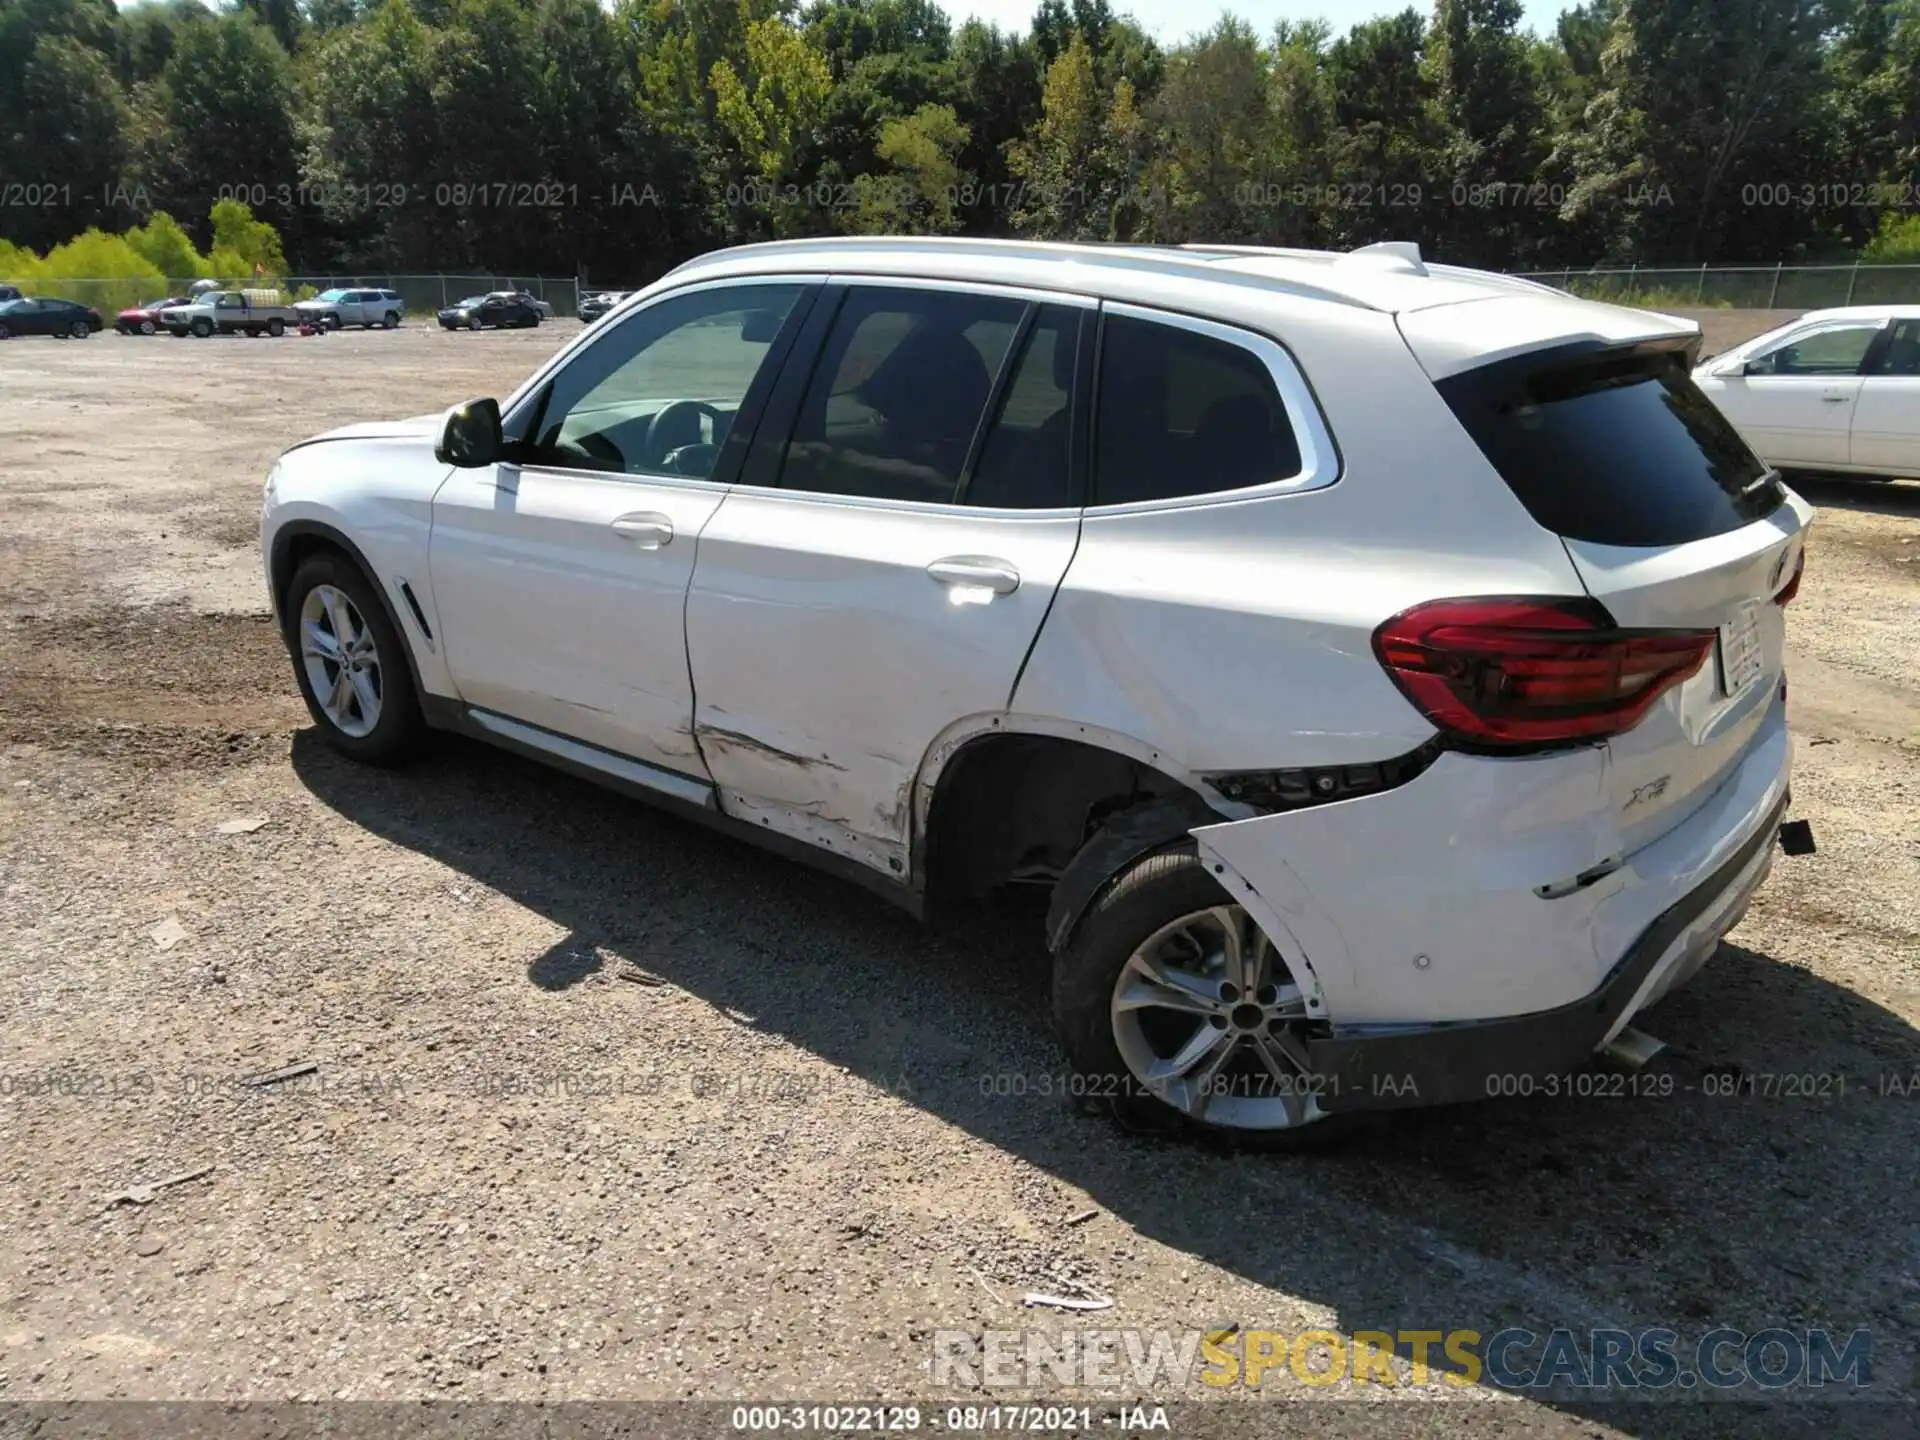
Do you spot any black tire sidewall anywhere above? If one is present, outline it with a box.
[283,552,423,766]
[1051,844,1349,1150]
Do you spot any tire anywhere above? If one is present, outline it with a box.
[191,318,212,338]
[325,313,342,331]
[140,319,155,336]
[0,322,9,340]
[383,311,399,329]
[246,326,261,338]
[267,318,285,337]
[1051,843,1349,1150]
[468,313,482,331]
[282,550,424,766]
[71,320,91,338]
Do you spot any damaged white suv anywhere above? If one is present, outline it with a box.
[262,237,1809,1142]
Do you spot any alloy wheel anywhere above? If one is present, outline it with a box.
[1109,904,1325,1131]
[299,584,383,738]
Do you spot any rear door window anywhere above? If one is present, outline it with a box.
[779,285,1025,504]
[963,305,1084,509]
[1869,319,1920,376]
[1091,313,1302,505]
[1437,346,1782,547]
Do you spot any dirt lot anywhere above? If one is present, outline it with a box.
[1,315,1917,1437]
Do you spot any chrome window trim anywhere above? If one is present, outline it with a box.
[1085,300,1342,513]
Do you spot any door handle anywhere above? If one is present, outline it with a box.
[610,513,674,548]
[927,556,1020,596]
[1821,394,1851,403]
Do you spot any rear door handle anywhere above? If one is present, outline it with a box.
[927,556,1020,596]
[611,513,674,549]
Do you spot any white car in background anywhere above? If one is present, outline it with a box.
[261,237,1809,1143]
[1694,306,1920,478]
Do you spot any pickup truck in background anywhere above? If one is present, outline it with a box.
[165,288,297,338]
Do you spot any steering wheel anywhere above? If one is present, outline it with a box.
[552,430,626,472]
[644,401,724,470]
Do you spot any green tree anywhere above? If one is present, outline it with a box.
[850,101,969,232]
[136,12,300,254]
[1567,0,1844,261]
[710,10,833,234]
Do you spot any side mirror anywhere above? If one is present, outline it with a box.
[1740,358,1770,377]
[436,397,502,467]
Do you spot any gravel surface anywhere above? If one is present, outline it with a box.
[1,317,1915,1437]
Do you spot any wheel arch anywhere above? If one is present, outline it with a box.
[270,520,429,703]
[911,713,1245,919]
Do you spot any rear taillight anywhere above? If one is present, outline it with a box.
[1774,549,1804,606]
[1373,598,1715,751]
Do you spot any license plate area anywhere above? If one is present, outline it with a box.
[1717,603,1764,698]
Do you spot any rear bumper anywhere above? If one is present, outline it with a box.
[1304,788,1784,1112]
[1191,689,1793,1112]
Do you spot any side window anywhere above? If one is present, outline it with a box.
[780,286,1024,504]
[1872,319,1920,377]
[1092,313,1302,506]
[1749,322,1884,376]
[525,282,803,480]
[963,305,1083,509]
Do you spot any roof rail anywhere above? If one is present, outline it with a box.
[665,235,1379,311]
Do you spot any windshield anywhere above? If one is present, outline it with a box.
[455,296,487,307]
[317,289,350,301]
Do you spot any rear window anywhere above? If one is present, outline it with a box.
[1436,346,1781,547]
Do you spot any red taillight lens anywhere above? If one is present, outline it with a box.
[1373,598,1715,751]
[1773,549,1804,607]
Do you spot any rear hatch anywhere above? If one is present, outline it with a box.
[1408,313,1810,853]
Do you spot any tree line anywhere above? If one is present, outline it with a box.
[3,0,1918,286]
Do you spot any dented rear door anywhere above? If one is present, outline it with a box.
[684,283,1092,878]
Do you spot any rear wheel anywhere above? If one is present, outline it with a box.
[283,551,423,766]
[1052,845,1343,1148]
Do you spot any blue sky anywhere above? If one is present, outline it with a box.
[956,1,1578,42]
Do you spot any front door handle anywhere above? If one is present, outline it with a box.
[927,556,1020,596]
[1821,393,1852,403]
[611,513,674,549]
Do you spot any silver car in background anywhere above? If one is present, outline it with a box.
[295,288,407,330]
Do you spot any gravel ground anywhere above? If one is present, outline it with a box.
[1,315,1916,1438]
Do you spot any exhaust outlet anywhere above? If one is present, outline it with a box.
[1602,1027,1666,1072]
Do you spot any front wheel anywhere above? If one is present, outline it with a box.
[383,311,399,329]
[191,318,212,338]
[468,313,482,331]
[283,552,423,766]
[140,319,156,336]
[267,318,285,337]
[0,322,9,340]
[1052,845,1342,1148]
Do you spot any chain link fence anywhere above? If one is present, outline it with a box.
[1516,262,1920,310]
[0,272,583,319]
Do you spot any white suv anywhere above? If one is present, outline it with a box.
[261,238,1809,1143]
